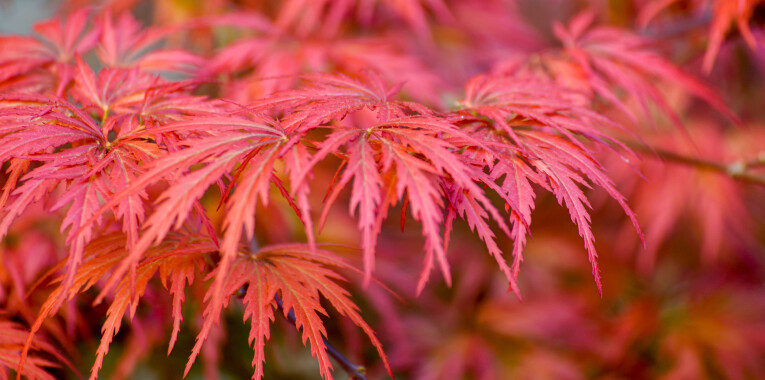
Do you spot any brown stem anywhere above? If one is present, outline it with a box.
[745,154,765,169]
[626,141,765,187]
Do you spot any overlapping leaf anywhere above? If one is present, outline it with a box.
[263,72,518,294]
[83,112,290,344]
[0,58,222,324]
[457,74,642,293]
[494,11,737,128]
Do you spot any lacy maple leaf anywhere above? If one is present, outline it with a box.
[456,74,643,294]
[494,11,738,128]
[257,72,518,294]
[189,244,391,380]
[0,57,221,335]
[18,230,215,380]
[0,8,98,95]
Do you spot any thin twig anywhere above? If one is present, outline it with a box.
[274,294,369,380]
[745,154,765,169]
[626,141,765,187]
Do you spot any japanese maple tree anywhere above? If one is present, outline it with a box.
[0,0,764,379]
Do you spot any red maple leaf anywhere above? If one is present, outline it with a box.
[188,244,391,380]
[494,11,738,128]
[457,74,643,294]
[0,8,99,95]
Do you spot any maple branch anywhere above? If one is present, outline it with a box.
[628,142,765,187]
[744,154,765,169]
[274,294,369,380]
